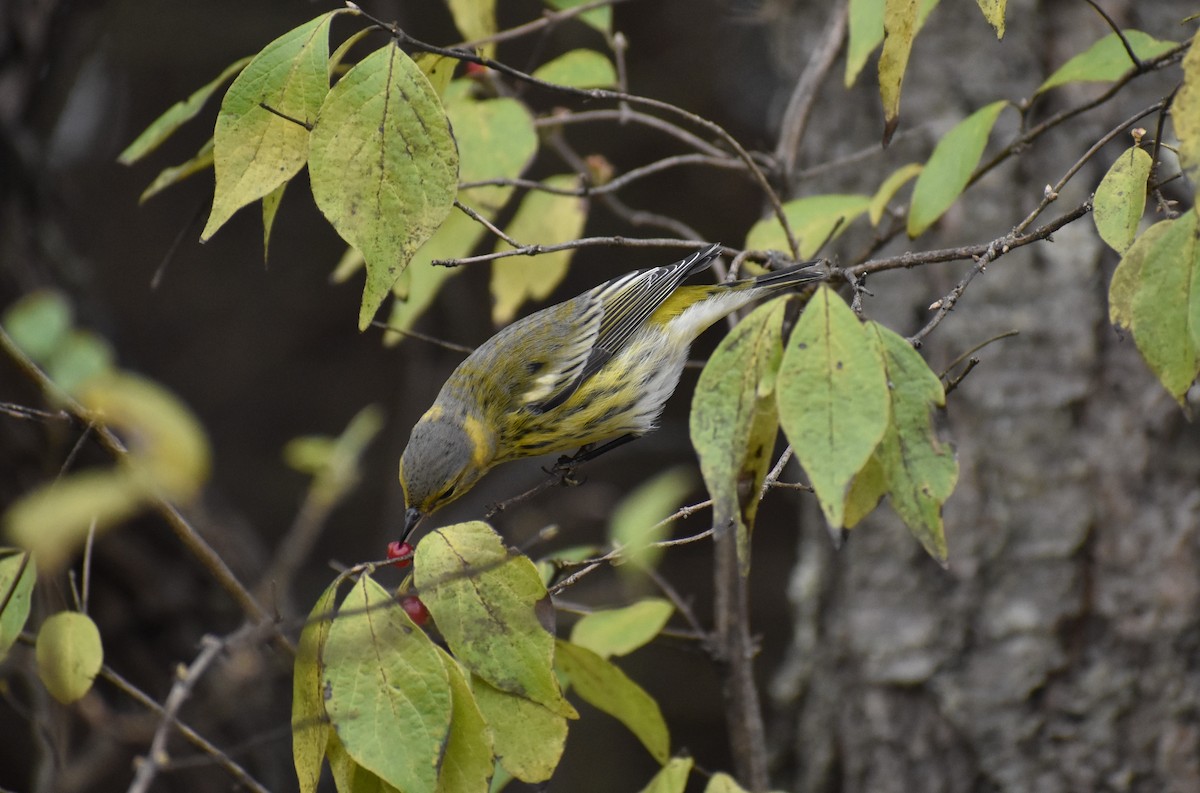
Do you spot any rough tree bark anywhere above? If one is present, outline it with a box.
[768,2,1200,791]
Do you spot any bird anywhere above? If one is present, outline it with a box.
[397,243,824,538]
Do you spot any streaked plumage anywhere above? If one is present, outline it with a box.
[399,244,823,535]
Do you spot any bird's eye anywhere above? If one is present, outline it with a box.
[434,484,457,505]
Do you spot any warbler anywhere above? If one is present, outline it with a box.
[398,243,823,537]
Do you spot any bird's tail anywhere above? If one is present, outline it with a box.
[676,242,725,279]
[749,260,825,290]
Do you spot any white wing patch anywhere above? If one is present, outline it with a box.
[519,296,605,408]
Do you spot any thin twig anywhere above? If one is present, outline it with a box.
[1148,89,1181,218]
[774,0,849,190]
[1082,0,1142,69]
[127,633,230,793]
[434,236,713,267]
[0,402,70,421]
[454,0,637,49]
[943,358,980,396]
[852,199,1091,279]
[1013,100,1166,235]
[0,327,290,653]
[938,329,1019,378]
[972,43,1185,187]
[257,101,312,131]
[454,198,522,248]
[82,518,96,615]
[459,154,743,197]
[350,15,801,259]
[369,321,475,354]
[536,108,728,158]
[644,565,709,639]
[99,666,271,793]
[904,201,1091,346]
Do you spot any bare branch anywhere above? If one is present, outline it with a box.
[454,198,523,248]
[434,236,717,267]
[537,108,729,158]
[127,633,233,793]
[774,0,849,190]
[369,321,475,354]
[99,666,271,793]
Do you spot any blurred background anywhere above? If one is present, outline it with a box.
[2,1,1198,791]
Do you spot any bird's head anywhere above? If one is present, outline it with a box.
[398,404,496,538]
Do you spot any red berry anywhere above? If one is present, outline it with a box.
[400,595,430,625]
[387,541,413,566]
[464,61,488,77]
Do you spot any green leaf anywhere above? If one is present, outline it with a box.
[777,286,890,529]
[878,0,918,142]
[383,94,535,341]
[1109,220,1172,330]
[331,245,366,285]
[868,162,922,226]
[0,552,36,661]
[437,651,494,793]
[569,598,674,659]
[1173,31,1200,193]
[445,0,497,49]
[543,0,611,32]
[1036,30,1178,95]
[532,50,617,88]
[846,0,938,87]
[263,181,287,263]
[861,323,957,562]
[638,757,693,793]
[119,56,252,164]
[535,544,600,588]
[45,330,115,396]
[77,372,211,499]
[555,640,670,763]
[36,611,103,704]
[415,53,458,97]
[292,582,339,793]
[704,774,750,793]
[202,12,338,240]
[139,137,214,203]
[5,470,145,571]
[472,676,567,783]
[608,467,694,574]
[690,299,788,573]
[1128,211,1200,405]
[451,95,537,214]
[907,100,1008,237]
[308,42,459,330]
[491,175,588,325]
[330,27,374,73]
[844,453,887,528]
[1093,146,1152,254]
[975,0,1004,38]
[323,574,452,793]
[414,522,576,717]
[288,405,384,507]
[2,290,72,363]
[745,194,870,258]
[327,733,403,793]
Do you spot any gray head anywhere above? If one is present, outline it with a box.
[399,409,495,533]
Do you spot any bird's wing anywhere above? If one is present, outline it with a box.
[526,244,721,414]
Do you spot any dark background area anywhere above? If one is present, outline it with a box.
[2,1,1199,792]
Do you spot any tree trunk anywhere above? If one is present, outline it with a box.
[769,2,1200,791]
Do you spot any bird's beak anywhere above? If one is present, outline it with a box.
[402,507,425,541]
